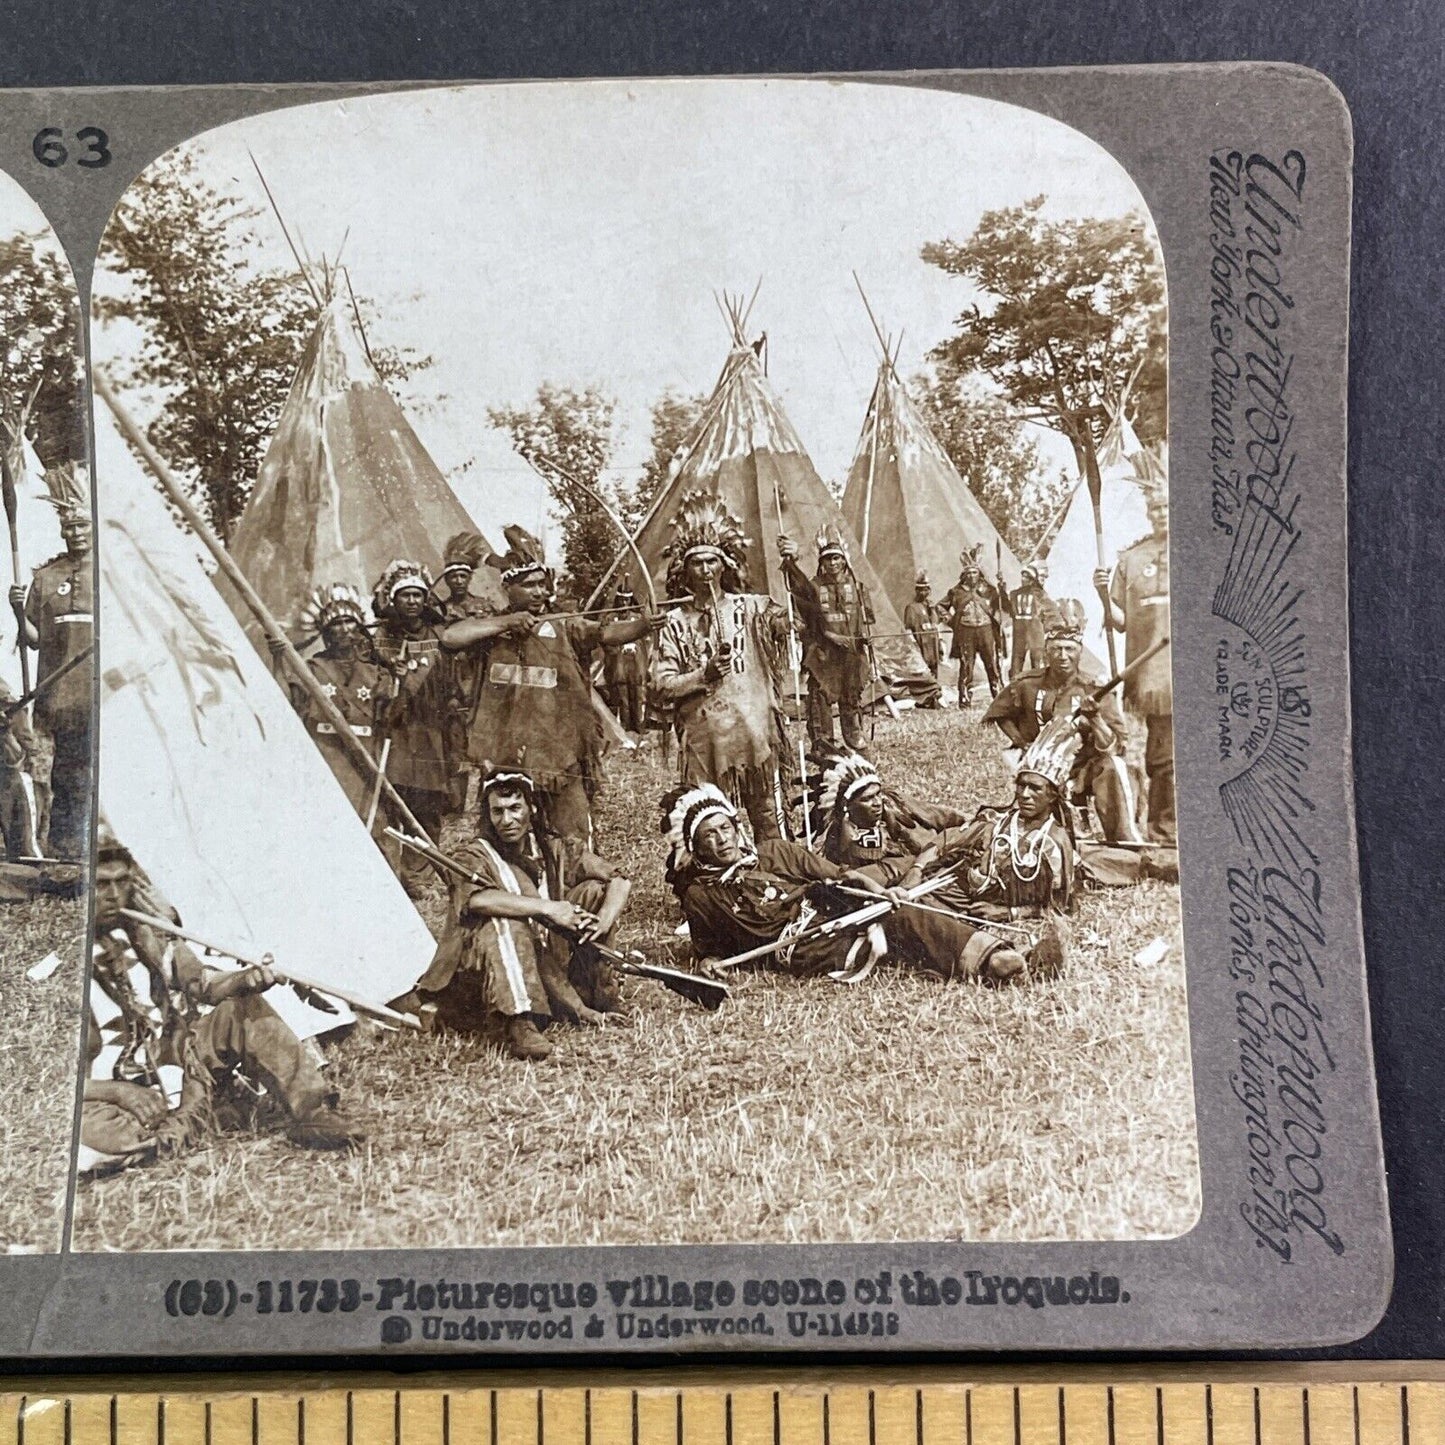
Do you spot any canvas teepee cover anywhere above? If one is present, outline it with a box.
[604,339,929,682]
[96,404,433,1040]
[229,295,501,640]
[841,360,1024,620]
[0,416,63,696]
[1042,404,1163,665]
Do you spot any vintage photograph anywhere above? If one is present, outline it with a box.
[76,78,1196,1252]
[0,175,91,1252]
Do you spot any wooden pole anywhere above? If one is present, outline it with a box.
[93,370,434,847]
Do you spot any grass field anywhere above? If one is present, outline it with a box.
[72,694,1200,1253]
[1,894,86,1253]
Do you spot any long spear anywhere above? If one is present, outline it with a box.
[1079,418,1119,677]
[93,370,434,848]
[0,418,31,695]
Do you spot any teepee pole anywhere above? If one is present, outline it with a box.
[94,370,435,849]
[860,365,884,553]
[250,151,322,309]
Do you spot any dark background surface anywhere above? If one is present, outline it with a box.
[0,0,1439,1367]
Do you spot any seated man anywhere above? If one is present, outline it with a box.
[983,601,1145,844]
[664,782,1026,985]
[413,768,633,1061]
[84,834,364,1162]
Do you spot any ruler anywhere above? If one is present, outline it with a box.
[3,1369,1443,1445]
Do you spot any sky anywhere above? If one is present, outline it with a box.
[89,79,1159,546]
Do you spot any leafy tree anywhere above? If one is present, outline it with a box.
[95,149,426,540]
[0,231,84,469]
[913,367,1070,556]
[488,384,620,604]
[922,197,1166,509]
[623,388,707,529]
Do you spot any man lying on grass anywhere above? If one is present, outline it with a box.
[663,781,1028,985]
[80,833,365,1172]
[411,768,633,1061]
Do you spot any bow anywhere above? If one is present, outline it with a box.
[525,456,660,622]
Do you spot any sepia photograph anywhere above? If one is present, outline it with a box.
[77,78,1197,1253]
[0,175,91,1252]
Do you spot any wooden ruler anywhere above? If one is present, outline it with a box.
[3,1368,1443,1445]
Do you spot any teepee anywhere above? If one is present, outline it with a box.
[1042,394,1163,665]
[592,295,928,682]
[0,398,64,696]
[95,397,433,1041]
[840,310,1023,620]
[229,286,501,643]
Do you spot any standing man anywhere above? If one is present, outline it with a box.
[412,768,634,1060]
[442,526,655,843]
[903,571,943,706]
[601,584,649,735]
[372,560,455,896]
[1001,563,1060,680]
[982,601,1144,844]
[284,584,394,822]
[435,531,492,814]
[9,463,92,861]
[1095,482,1174,843]
[651,490,792,843]
[778,524,873,752]
[0,678,39,861]
[943,551,1003,707]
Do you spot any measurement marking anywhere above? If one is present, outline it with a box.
[823,1393,831,1445]
[251,1396,259,1445]
[674,1392,682,1445]
[1253,1389,1261,1445]
[1206,1385,1214,1445]
[298,1396,305,1445]
[630,1391,638,1445]
[16,1395,24,1445]
[443,1394,451,1445]
[1013,1389,1021,1445]
[346,1392,354,1445]
[916,1388,924,1445]
[110,1396,118,1445]
[726,1392,734,1445]
[1107,1387,1116,1445]
[1303,1389,1311,1445]
[537,1389,544,1445]
[773,1390,781,1445]
[1156,1387,1164,1445]
[63,1400,72,1445]
[159,1396,166,1445]
[203,1402,211,1445]
[490,1391,498,1445]
[1352,1388,1360,1445]
[584,1391,591,1445]
[1057,1387,1066,1445]
[870,1390,877,1445]
[965,1389,972,1445]
[395,1392,402,1445]
[1402,1385,1410,1445]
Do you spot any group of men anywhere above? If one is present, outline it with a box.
[79,480,1176,1169]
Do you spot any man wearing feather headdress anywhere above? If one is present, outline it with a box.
[442,525,657,843]
[778,523,874,752]
[663,783,1027,985]
[651,492,794,842]
[9,462,92,860]
[280,583,395,821]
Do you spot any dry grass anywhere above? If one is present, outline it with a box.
[1,894,86,1253]
[72,701,1200,1253]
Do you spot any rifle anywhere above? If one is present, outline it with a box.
[117,908,422,1030]
[385,829,731,1012]
[1,643,93,718]
[705,863,967,975]
[1087,634,1170,705]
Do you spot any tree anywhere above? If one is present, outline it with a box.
[622,388,707,529]
[95,149,427,539]
[0,231,84,469]
[913,366,1069,556]
[488,384,620,604]
[922,197,1167,477]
